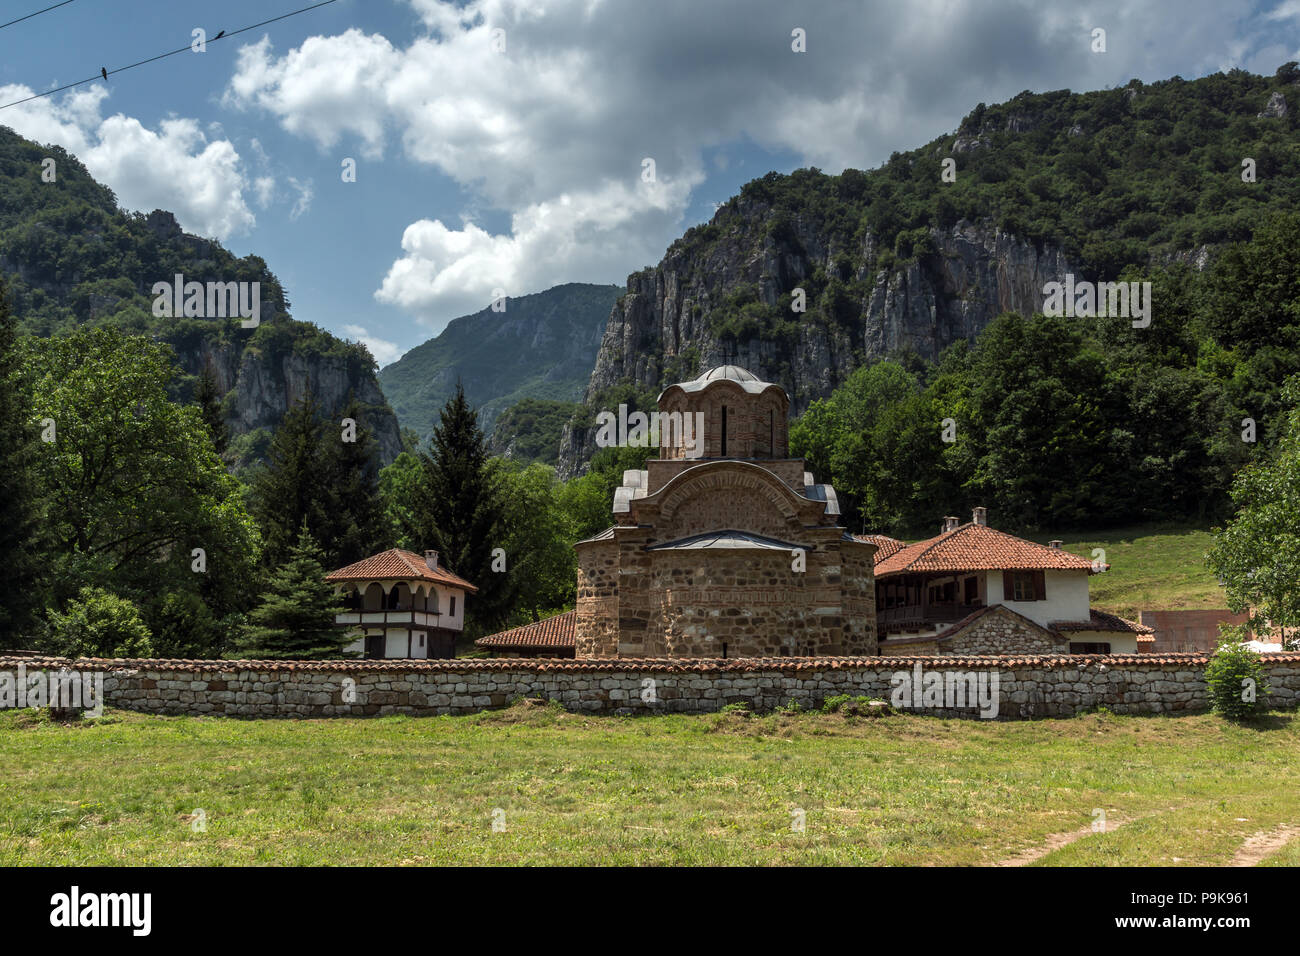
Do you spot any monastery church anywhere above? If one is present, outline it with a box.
[475,364,1152,659]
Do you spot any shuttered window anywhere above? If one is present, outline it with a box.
[1003,570,1047,601]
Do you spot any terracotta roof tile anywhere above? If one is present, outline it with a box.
[325,549,478,592]
[852,534,907,564]
[475,610,576,649]
[8,652,1297,674]
[875,523,1096,576]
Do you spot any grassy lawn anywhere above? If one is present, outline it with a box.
[2,703,1297,866]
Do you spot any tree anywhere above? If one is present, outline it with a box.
[498,462,576,623]
[236,524,347,659]
[404,384,512,634]
[0,281,42,647]
[194,359,228,456]
[959,313,1118,531]
[1207,374,1300,643]
[249,390,329,570]
[318,393,390,567]
[149,590,225,659]
[27,326,260,640]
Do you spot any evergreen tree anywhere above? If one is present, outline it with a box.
[250,390,328,569]
[194,359,228,455]
[412,383,512,633]
[237,524,347,659]
[0,282,41,647]
[319,394,389,567]
[1208,372,1300,646]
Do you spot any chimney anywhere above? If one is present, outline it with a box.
[972,506,987,526]
[1049,539,1062,550]
[424,550,439,571]
[943,515,960,532]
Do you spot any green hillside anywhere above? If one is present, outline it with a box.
[0,124,403,466]
[378,282,621,441]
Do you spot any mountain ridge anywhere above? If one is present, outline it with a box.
[557,65,1300,476]
[0,125,403,467]
[378,281,621,441]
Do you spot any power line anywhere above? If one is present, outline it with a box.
[0,0,78,32]
[0,0,339,111]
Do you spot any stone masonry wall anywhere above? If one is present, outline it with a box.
[7,653,1300,720]
[879,607,1068,657]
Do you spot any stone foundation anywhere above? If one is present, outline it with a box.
[5,653,1300,720]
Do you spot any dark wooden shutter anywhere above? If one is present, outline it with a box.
[1033,570,1046,601]
[1002,571,1014,600]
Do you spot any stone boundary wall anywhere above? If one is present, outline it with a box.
[4,653,1300,719]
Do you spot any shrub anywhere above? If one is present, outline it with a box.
[1205,637,1268,719]
[40,587,154,658]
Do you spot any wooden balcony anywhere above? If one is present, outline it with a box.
[335,610,440,629]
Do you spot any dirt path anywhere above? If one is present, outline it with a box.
[994,816,1126,867]
[1231,825,1299,866]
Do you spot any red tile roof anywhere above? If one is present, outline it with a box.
[325,548,478,592]
[875,523,1096,576]
[853,534,907,564]
[8,652,1298,672]
[475,610,576,650]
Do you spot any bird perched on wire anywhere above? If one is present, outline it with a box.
[100,67,107,81]
[214,30,225,39]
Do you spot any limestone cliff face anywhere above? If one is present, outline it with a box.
[557,208,1075,477]
[170,335,403,466]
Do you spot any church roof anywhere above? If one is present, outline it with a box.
[646,529,805,551]
[658,364,786,399]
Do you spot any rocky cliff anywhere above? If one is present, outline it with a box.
[0,126,402,468]
[557,211,1074,477]
[557,66,1300,477]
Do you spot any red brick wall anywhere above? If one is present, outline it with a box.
[1138,609,1249,653]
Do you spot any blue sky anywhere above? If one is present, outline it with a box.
[3,0,1299,364]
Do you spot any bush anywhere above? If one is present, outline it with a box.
[40,587,154,658]
[1205,637,1268,719]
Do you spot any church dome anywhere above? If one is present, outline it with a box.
[696,365,760,384]
[663,364,780,396]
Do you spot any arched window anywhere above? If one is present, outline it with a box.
[363,582,384,611]
[721,405,728,457]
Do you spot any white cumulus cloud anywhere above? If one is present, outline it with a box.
[343,324,402,366]
[1,84,258,240]
[225,0,1293,328]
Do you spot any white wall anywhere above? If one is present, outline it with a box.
[343,629,431,659]
[434,588,466,631]
[1061,631,1141,654]
[985,569,1091,627]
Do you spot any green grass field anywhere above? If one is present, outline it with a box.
[3,704,1298,866]
[1050,526,1225,619]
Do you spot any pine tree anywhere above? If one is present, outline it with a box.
[194,359,228,456]
[237,524,348,659]
[319,393,390,567]
[250,390,328,569]
[414,383,513,632]
[0,282,42,647]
